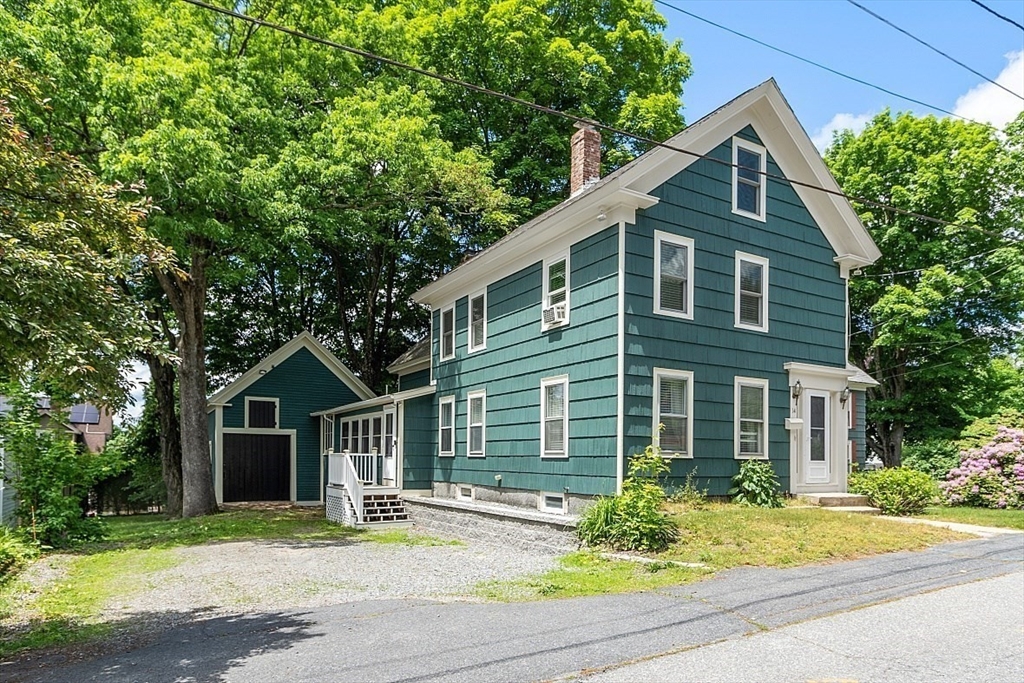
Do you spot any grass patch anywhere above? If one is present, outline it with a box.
[476,551,709,602]
[364,529,464,546]
[916,506,1024,530]
[0,548,179,659]
[660,503,966,569]
[100,508,360,549]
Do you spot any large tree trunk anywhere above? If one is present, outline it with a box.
[146,352,182,517]
[155,248,218,518]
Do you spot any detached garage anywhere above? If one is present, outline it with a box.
[207,332,374,505]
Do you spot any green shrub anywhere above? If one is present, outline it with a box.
[668,469,709,510]
[0,527,37,583]
[848,467,937,515]
[577,445,679,552]
[728,460,783,508]
[902,439,960,480]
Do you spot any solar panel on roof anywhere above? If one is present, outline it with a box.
[68,404,101,424]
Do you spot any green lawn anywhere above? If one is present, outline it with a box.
[477,503,966,601]
[916,506,1024,530]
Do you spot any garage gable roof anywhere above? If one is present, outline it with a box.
[207,332,374,409]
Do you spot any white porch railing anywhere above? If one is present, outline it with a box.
[326,449,379,525]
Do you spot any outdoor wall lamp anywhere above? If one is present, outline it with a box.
[791,380,802,400]
[840,386,851,407]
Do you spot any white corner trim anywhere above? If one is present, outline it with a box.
[214,406,224,505]
[616,221,626,495]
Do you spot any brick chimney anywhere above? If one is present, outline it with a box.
[570,122,601,196]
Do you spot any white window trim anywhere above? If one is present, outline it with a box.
[731,137,767,222]
[439,395,455,457]
[440,305,456,362]
[540,374,569,459]
[539,491,567,515]
[734,251,770,333]
[467,389,486,458]
[467,289,487,353]
[653,231,695,320]
[653,368,694,458]
[734,376,770,460]
[541,252,571,331]
[244,397,279,429]
[321,415,335,455]
[457,484,474,501]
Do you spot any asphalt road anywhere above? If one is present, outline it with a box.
[5,534,1022,683]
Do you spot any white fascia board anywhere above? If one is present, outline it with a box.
[310,394,395,418]
[784,362,858,392]
[413,186,657,308]
[207,331,375,409]
[387,358,430,376]
[392,385,437,402]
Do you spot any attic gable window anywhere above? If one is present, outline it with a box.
[654,231,695,320]
[542,253,570,329]
[440,305,455,361]
[732,138,767,221]
[735,252,769,333]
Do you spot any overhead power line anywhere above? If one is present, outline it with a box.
[848,0,1024,102]
[969,0,1024,33]
[175,0,1011,242]
[654,0,993,127]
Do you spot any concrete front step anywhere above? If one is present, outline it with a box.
[356,519,414,530]
[819,506,881,515]
[798,493,872,507]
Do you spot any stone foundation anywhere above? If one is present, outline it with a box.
[405,496,580,554]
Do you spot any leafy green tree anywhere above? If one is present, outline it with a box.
[0,60,166,403]
[826,112,1024,466]
[411,0,692,213]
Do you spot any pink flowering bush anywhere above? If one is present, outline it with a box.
[940,427,1024,510]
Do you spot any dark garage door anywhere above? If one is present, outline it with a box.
[223,433,291,502]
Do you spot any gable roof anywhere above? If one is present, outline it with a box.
[207,331,374,408]
[414,79,880,307]
[386,337,430,375]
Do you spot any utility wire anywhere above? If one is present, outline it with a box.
[862,245,1019,278]
[848,0,1023,102]
[969,0,1024,33]
[654,0,994,126]
[176,0,1014,243]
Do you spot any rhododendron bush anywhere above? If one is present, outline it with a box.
[941,428,1024,510]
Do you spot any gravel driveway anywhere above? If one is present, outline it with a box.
[108,534,557,620]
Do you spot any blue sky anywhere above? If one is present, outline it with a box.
[661,0,1024,149]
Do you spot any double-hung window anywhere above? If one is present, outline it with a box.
[467,390,486,457]
[735,377,769,459]
[542,254,569,329]
[653,369,693,457]
[735,252,769,332]
[468,290,486,353]
[654,231,695,319]
[439,396,455,457]
[732,138,766,220]
[540,375,569,458]
[440,305,455,361]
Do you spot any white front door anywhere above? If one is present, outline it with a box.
[804,391,830,484]
[381,408,396,485]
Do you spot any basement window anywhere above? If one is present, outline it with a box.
[457,484,474,501]
[539,491,567,514]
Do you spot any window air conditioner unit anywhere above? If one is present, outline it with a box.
[543,302,567,325]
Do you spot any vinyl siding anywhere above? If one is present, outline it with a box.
[220,347,364,501]
[624,127,848,495]
[429,226,621,496]
[398,369,430,391]
[402,394,435,490]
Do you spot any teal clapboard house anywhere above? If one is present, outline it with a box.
[377,78,881,514]
[206,332,374,505]
[226,80,881,521]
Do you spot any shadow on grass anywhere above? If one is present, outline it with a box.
[1,608,323,682]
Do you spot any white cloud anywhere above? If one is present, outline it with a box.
[811,112,875,152]
[953,50,1024,129]
[115,360,151,426]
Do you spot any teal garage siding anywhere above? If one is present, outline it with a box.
[401,394,435,490]
[430,225,621,496]
[220,346,364,501]
[624,127,848,495]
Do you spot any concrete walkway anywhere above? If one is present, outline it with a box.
[5,534,1022,683]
